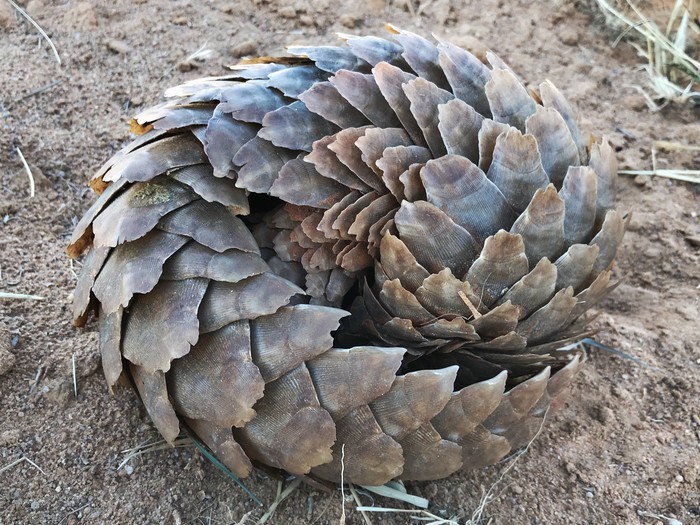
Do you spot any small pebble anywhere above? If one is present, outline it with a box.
[633,174,651,188]
[339,14,360,28]
[596,406,615,426]
[622,94,647,111]
[177,61,196,72]
[299,14,314,26]
[424,482,438,499]
[685,235,700,248]
[125,465,134,476]
[279,6,296,18]
[106,39,130,54]
[230,40,257,58]
[675,474,684,483]
[558,26,579,45]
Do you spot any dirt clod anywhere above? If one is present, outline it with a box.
[0,347,15,376]
[43,378,74,407]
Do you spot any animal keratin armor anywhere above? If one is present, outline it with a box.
[68,26,624,486]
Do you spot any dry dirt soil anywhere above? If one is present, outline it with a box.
[1,0,699,524]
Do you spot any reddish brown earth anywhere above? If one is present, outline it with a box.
[1,1,698,524]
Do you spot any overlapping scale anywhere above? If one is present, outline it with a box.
[68,27,625,487]
[486,127,549,211]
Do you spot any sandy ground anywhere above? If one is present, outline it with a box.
[1,0,699,524]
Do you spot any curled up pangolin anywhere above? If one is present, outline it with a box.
[68,26,625,486]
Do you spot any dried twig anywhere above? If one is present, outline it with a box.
[5,0,61,65]
[458,290,482,319]
[28,363,45,394]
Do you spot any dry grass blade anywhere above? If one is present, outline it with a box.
[118,436,193,471]
[185,42,214,62]
[638,510,684,525]
[57,503,91,525]
[619,169,700,184]
[465,409,550,525]
[352,480,448,523]
[619,139,700,185]
[14,147,35,197]
[353,507,458,524]
[578,337,660,371]
[0,456,47,476]
[340,444,346,525]
[348,484,373,525]
[182,427,263,506]
[256,477,303,525]
[0,291,44,300]
[5,0,61,65]
[360,482,430,508]
[71,354,77,398]
[596,0,700,108]
[653,140,700,152]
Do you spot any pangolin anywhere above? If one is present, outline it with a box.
[68,26,624,486]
